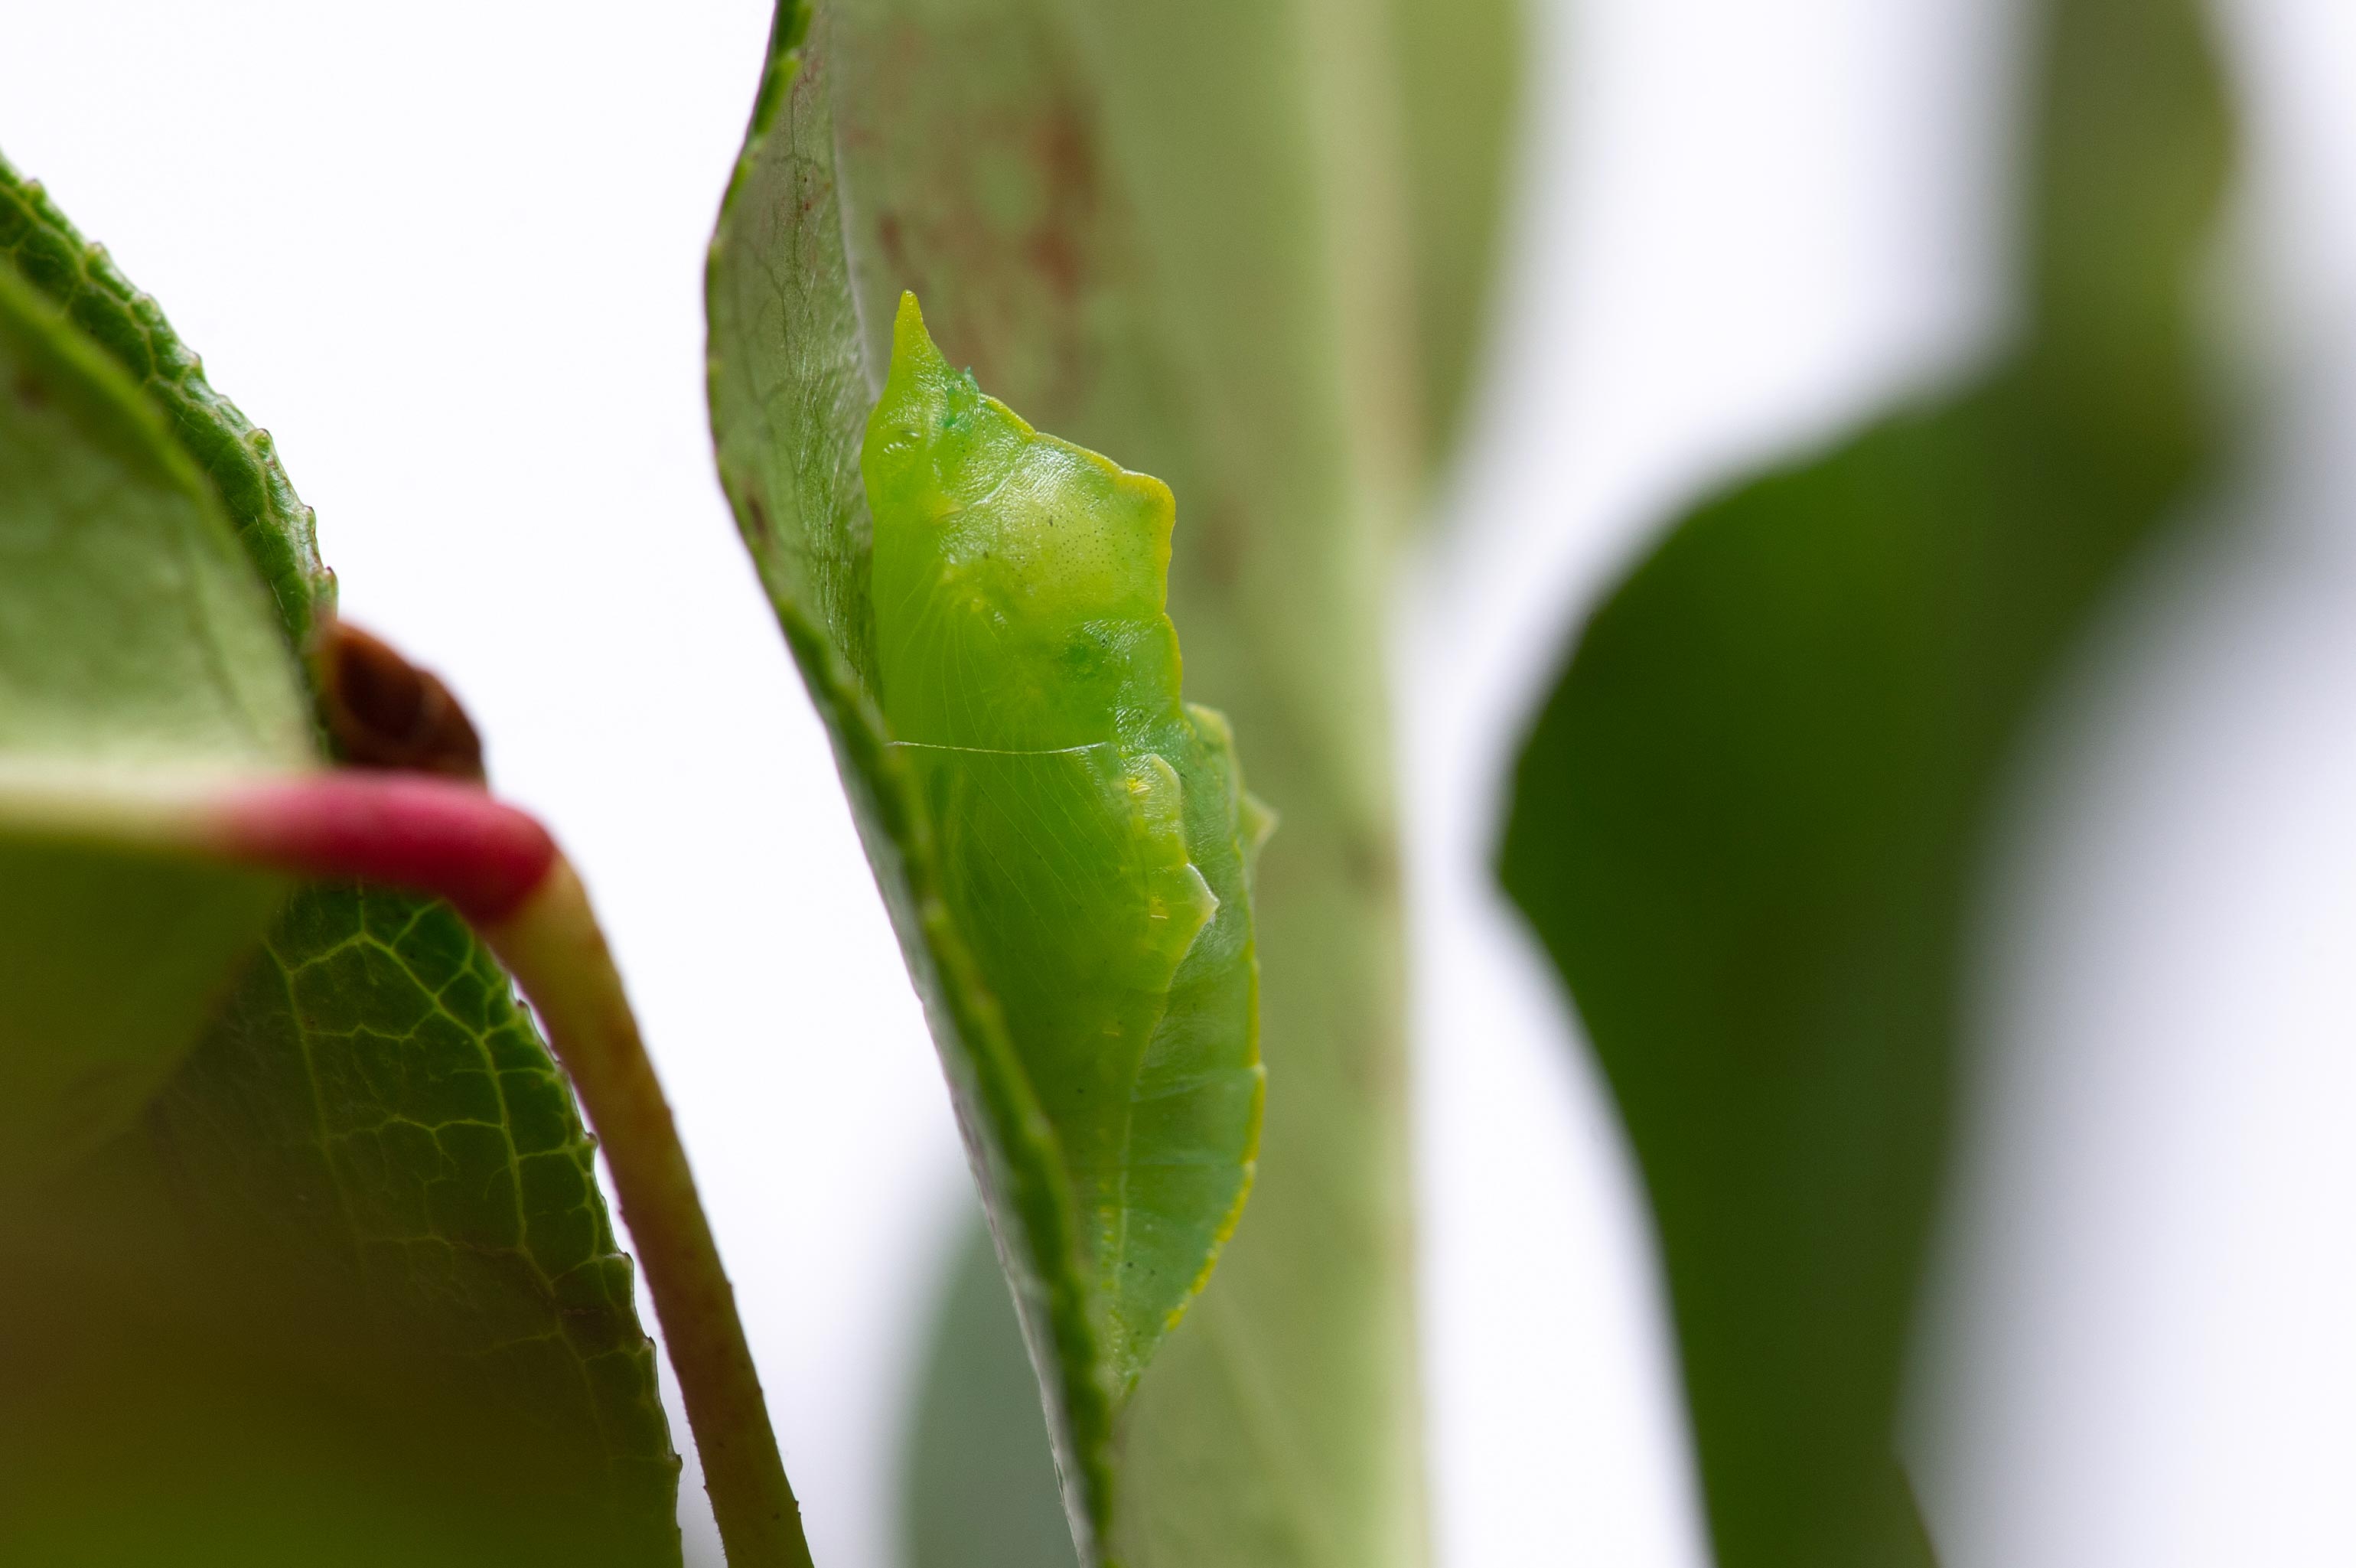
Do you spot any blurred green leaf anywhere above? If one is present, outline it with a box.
[1387,0,1523,475]
[0,248,308,1191]
[1495,2,2234,1565]
[904,1217,1078,1568]
[710,1,1435,1562]
[0,153,322,1191]
[0,157,679,1560]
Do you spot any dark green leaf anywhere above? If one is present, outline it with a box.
[1495,2,2234,1564]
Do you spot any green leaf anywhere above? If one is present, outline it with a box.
[1386,0,1523,475]
[0,155,335,650]
[0,882,679,1566]
[710,2,1430,1561]
[0,251,308,1191]
[1494,1,2234,1564]
[0,158,680,1559]
[708,13,1123,1557]
[904,1217,1079,1568]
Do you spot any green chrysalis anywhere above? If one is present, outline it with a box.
[864,293,1267,1387]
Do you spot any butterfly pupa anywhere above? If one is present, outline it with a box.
[864,293,1267,1388]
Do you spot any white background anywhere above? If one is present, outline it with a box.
[5,2,2354,1563]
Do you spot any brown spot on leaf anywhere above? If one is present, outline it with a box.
[1025,227,1083,301]
[878,211,908,275]
[1024,109,1097,303]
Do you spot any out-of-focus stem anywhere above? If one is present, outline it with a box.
[483,859,815,1568]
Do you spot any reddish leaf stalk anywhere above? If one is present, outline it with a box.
[217,773,814,1568]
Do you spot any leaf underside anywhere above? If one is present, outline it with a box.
[1496,1,2234,1564]
[710,8,1281,1553]
[1387,0,1523,481]
[708,11,1123,1556]
[792,0,1435,1563]
[0,152,679,1559]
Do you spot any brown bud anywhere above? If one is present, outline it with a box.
[320,620,487,784]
